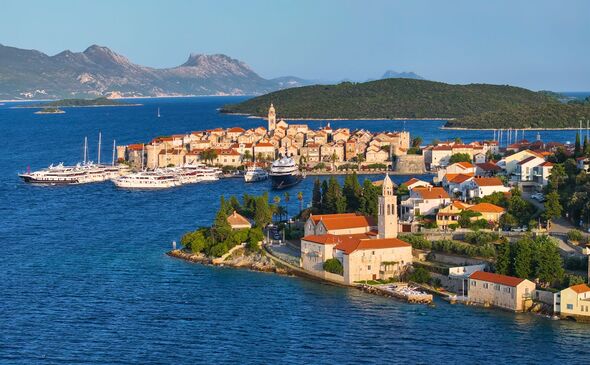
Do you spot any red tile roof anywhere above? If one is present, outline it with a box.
[569,283,590,294]
[413,187,450,200]
[473,177,504,187]
[476,162,501,171]
[319,215,374,230]
[228,127,245,133]
[127,143,144,151]
[470,271,525,287]
[467,203,505,214]
[310,213,358,224]
[335,237,411,255]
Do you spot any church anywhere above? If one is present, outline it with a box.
[300,175,413,285]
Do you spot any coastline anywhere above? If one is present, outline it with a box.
[13,103,143,109]
[442,126,585,131]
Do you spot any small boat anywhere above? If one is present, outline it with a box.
[157,107,161,118]
[244,166,268,183]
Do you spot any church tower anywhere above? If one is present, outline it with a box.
[268,103,276,132]
[378,174,398,239]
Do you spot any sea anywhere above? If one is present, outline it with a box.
[1,96,589,364]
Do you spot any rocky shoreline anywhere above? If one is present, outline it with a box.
[167,248,292,275]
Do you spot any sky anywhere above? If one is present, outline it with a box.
[1,0,589,91]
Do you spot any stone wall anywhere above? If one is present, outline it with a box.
[395,154,426,174]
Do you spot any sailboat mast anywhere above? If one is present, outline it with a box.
[98,132,102,165]
[83,136,88,164]
[112,140,116,166]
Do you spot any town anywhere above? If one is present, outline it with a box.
[168,104,590,322]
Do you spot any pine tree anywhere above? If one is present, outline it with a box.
[584,136,589,157]
[321,180,329,213]
[513,235,533,279]
[343,172,362,212]
[534,236,564,285]
[254,195,272,228]
[312,178,322,211]
[575,131,582,157]
[359,179,379,218]
[543,191,562,227]
[324,177,346,213]
[213,205,232,243]
[495,240,512,275]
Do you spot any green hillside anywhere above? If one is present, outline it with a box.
[221,78,555,119]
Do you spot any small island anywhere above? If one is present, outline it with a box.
[20,97,141,109]
[34,107,65,114]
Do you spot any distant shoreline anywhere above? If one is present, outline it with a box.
[441,126,584,131]
[12,103,142,109]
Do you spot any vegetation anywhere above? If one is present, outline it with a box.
[449,153,472,164]
[409,267,431,284]
[447,102,590,129]
[323,258,344,275]
[38,97,130,107]
[310,173,382,219]
[400,234,496,258]
[221,78,556,122]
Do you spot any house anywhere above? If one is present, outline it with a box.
[466,203,505,224]
[300,175,412,285]
[532,161,553,187]
[476,162,501,177]
[464,177,510,199]
[436,201,471,229]
[401,186,450,220]
[498,149,544,175]
[253,142,275,161]
[514,156,546,183]
[212,149,242,167]
[468,271,535,312]
[365,145,389,163]
[402,177,432,191]
[227,211,251,230]
[423,145,453,169]
[442,173,474,198]
[304,213,374,236]
[555,283,590,320]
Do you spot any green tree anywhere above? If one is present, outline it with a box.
[495,240,512,275]
[343,172,362,212]
[409,267,431,284]
[283,192,290,219]
[543,190,562,227]
[246,227,264,251]
[213,204,232,243]
[534,235,564,285]
[243,149,252,162]
[449,153,472,164]
[180,230,208,253]
[297,191,304,215]
[324,177,346,213]
[323,258,343,275]
[359,179,380,218]
[513,235,533,279]
[547,163,566,191]
[396,183,409,197]
[321,180,329,212]
[312,178,322,211]
[575,131,582,157]
[254,194,273,227]
[411,136,423,148]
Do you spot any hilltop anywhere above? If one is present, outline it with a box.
[221,78,555,119]
[0,44,313,100]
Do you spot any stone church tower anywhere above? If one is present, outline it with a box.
[268,103,276,132]
[378,174,398,239]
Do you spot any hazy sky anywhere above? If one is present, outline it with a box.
[2,0,589,91]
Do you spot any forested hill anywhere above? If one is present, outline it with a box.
[220,78,556,120]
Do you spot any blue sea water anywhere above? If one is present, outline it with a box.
[0,97,589,364]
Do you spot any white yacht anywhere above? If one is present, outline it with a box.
[269,155,302,189]
[244,166,269,183]
[182,163,221,181]
[112,171,181,189]
[19,163,89,185]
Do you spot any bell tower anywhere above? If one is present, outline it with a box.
[268,103,276,132]
[378,174,398,238]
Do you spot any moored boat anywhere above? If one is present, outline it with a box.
[269,155,302,189]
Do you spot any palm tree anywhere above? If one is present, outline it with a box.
[284,192,290,220]
[273,195,281,222]
[297,191,304,215]
[330,152,338,171]
[356,153,365,170]
[243,149,252,162]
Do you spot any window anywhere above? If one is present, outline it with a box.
[495,285,500,291]
[483,283,488,289]
[567,304,573,310]
[367,265,371,270]
[471,281,476,287]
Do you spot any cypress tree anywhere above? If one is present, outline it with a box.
[359,179,379,218]
[312,178,322,211]
[575,131,581,157]
[513,235,533,279]
[321,179,329,213]
[324,177,346,213]
[535,236,564,285]
[495,240,512,275]
[343,172,362,212]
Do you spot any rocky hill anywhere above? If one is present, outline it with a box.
[0,44,313,100]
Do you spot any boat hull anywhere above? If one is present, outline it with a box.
[269,173,302,189]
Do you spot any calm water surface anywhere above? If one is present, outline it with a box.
[0,97,588,364]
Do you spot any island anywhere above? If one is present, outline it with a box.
[221,78,590,129]
[21,97,140,109]
[34,107,65,114]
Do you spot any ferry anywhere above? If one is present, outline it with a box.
[244,166,269,183]
[182,163,221,182]
[112,171,181,189]
[269,155,302,189]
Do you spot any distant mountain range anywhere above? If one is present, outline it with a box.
[0,43,425,100]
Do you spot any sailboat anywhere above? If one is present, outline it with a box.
[157,107,161,118]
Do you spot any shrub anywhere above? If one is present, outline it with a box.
[561,274,586,288]
[567,229,584,242]
[323,258,344,275]
[464,231,500,246]
[246,227,264,251]
[399,234,432,250]
[409,267,431,283]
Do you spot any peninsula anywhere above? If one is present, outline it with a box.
[27,97,138,108]
[221,78,590,129]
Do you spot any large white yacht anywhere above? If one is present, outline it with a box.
[112,171,181,189]
[19,163,89,185]
[244,166,269,183]
[182,163,221,181]
[269,155,302,189]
